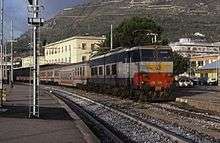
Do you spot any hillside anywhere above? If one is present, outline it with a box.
[14,0,220,54]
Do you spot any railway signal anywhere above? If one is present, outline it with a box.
[28,0,44,118]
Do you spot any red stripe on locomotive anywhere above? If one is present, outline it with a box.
[133,72,173,90]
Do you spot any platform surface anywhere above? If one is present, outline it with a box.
[0,85,91,143]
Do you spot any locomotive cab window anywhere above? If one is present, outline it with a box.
[131,50,140,62]
[158,50,172,61]
[141,49,154,61]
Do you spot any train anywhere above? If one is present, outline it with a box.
[14,45,174,101]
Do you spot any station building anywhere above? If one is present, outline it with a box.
[190,54,219,69]
[44,36,106,64]
[195,60,220,83]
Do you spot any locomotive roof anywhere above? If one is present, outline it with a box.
[91,45,171,60]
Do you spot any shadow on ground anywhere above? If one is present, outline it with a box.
[0,105,71,120]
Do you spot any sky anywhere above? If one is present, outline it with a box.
[4,0,83,39]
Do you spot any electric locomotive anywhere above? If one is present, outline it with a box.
[89,45,174,101]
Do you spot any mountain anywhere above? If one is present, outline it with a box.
[14,0,220,55]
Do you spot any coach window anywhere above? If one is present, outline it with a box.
[82,67,85,76]
[78,68,80,76]
[79,67,82,76]
[106,65,111,75]
[75,68,77,76]
[112,64,117,75]
[99,66,103,75]
[70,73,72,80]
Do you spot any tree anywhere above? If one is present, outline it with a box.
[104,17,163,48]
[172,52,190,75]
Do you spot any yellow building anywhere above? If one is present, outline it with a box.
[195,60,220,81]
[190,54,219,69]
[44,36,106,64]
[22,56,47,68]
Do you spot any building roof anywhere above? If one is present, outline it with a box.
[199,60,220,70]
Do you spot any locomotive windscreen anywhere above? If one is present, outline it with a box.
[131,48,172,62]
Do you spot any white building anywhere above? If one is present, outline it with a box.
[169,38,220,57]
[22,56,47,68]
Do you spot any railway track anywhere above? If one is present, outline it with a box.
[151,103,220,124]
[45,90,125,143]
[44,87,193,143]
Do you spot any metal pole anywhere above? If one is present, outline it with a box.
[10,20,13,88]
[32,0,39,117]
[110,24,113,50]
[0,0,3,107]
[217,47,220,86]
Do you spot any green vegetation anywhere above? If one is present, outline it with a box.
[172,52,190,75]
[104,17,163,48]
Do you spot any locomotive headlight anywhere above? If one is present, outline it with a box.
[158,81,162,85]
[151,81,156,85]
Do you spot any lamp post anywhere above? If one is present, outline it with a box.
[0,0,3,108]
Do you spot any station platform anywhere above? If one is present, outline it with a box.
[0,85,98,143]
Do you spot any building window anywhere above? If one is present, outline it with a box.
[62,47,63,53]
[46,50,48,55]
[52,49,54,54]
[69,45,71,51]
[82,56,86,61]
[69,57,71,63]
[82,43,86,50]
[62,58,63,63]
[55,48,57,54]
[191,61,196,68]
[65,46,67,52]
[198,61,203,66]
[65,58,67,63]
[91,44,95,51]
